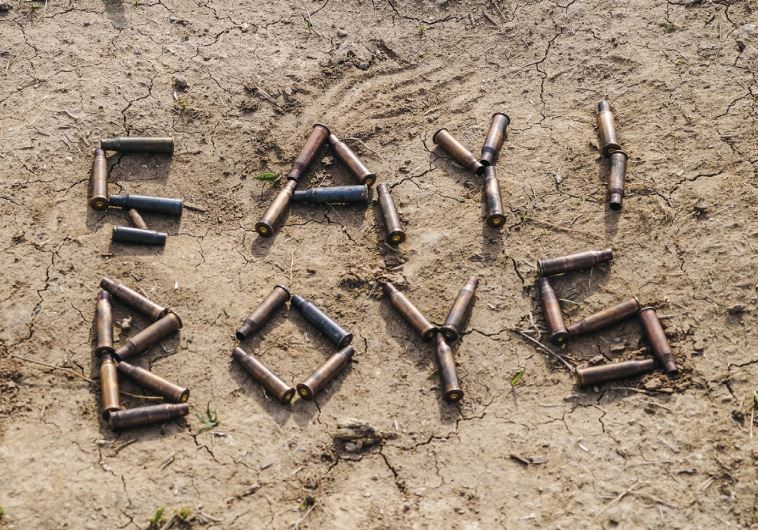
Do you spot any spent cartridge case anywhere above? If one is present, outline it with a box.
[597,101,621,157]
[256,180,297,237]
[328,133,377,186]
[112,226,167,246]
[108,194,183,216]
[291,185,370,204]
[440,276,479,342]
[297,345,354,400]
[567,298,640,337]
[95,290,115,356]
[99,354,121,419]
[117,361,189,403]
[482,166,506,228]
[576,359,655,387]
[432,128,485,176]
[290,295,353,347]
[114,312,183,361]
[100,277,169,321]
[287,123,330,183]
[127,208,148,229]
[480,112,510,166]
[89,148,109,210]
[381,281,437,341]
[232,347,295,403]
[434,333,463,402]
[608,151,627,211]
[108,403,189,430]
[376,183,405,244]
[537,248,613,277]
[100,136,174,154]
[236,285,291,340]
[638,307,678,375]
[537,277,568,344]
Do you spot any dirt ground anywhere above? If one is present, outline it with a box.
[1,0,756,528]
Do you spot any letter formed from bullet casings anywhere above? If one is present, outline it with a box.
[537,277,569,345]
[440,276,479,342]
[376,183,406,245]
[100,277,169,321]
[117,361,190,403]
[434,333,464,402]
[112,226,168,246]
[381,281,437,341]
[100,136,174,154]
[537,248,614,277]
[287,124,330,183]
[607,150,628,211]
[432,128,486,176]
[95,290,115,357]
[482,166,506,228]
[256,180,297,237]
[567,297,640,338]
[638,307,678,375]
[89,148,109,210]
[328,133,377,187]
[127,209,148,230]
[109,403,189,430]
[480,112,510,166]
[290,295,353,347]
[108,194,183,217]
[575,358,656,387]
[99,354,121,419]
[297,345,354,400]
[596,101,621,158]
[232,347,295,403]
[292,185,370,204]
[114,312,183,361]
[236,285,291,340]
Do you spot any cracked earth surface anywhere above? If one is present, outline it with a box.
[1,0,756,529]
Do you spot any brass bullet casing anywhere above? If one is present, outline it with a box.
[607,151,627,211]
[108,194,183,216]
[440,276,479,342]
[292,185,370,204]
[95,290,115,356]
[89,148,109,210]
[482,166,506,228]
[567,297,640,338]
[117,361,190,403]
[114,312,183,361]
[638,307,678,375]
[432,128,485,176]
[597,101,621,157]
[381,281,437,341]
[537,248,614,277]
[287,123,330,183]
[297,345,354,400]
[127,209,148,229]
[376,183,405,245]
[100,277,169,321]
[256,180,297,237]
[576,359,656,387]
[232,347,295,403]
[111,226,168,246]
[108,403,189,430]
[434,333,463,402]
[537,277,568,344]
[290,295,353,347]
[479,112,510,166]
[99,354,121,419]
[236,285,291,340]
[328,133,377,186]
[100,136,174,154]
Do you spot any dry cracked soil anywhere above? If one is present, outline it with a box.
[1,0,757,529]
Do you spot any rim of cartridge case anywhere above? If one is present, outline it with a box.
[602,143,622,157]
[275,284,292,299]
[491,111,511,122]
[444,389,464,403]
[609,197,623,211]
[549,330,569,345]
[608,149,628,160]
[255,222,274,237]
[95,346,116,357]
[422,326,439,342]
[89,197,109,210]
[432,128,448,143]
[167,310,183,328]
[638,306,656,315]
[386,230,406,245]
[486,213,506,228]
[338,334,354,347]
[361,174,377,187]
[296,384,314,400]
[536,259,545,276]
[178,389,190,402]
[313,122,331,134]
[440,325,459,342]
[234,329,248,341]
[102,406,122,421]
[473,164,486,177]
[281,388,296,403]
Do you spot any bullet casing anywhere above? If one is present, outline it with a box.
[537,248,614,276]
[381,281,437,341]
[287,124,330,183]
[108,403,189,430]
[328,134,377,186]
[376,183,405,244]
[441,276,479,342]
[597,101,621,157]
[232,347,295,403]
[117,361,190,403]
[95,290,115,356]
[297,345,354,400]
[291,295,353,347]
[432,128,485,176]
[576,359,656,387]
[100,277,169,321]
[100,136,174,154]
[114,312,183,361]
[482,166,506,228]
[108,194,183,216]
[112,226,167,246]
[292,185,369,204]
[537,277,568,344]
[434,333,463,402]
[89,148,109,210]
[638,307,678,375]
[567,297,640,337]
[99,354,121,419]
[480,112,510,166]
[608,151,627,211]
[256,180,297,237]
[236,285,291,340]
[127,209,148,229]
